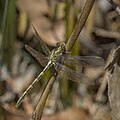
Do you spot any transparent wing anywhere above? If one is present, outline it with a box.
[32,25,50,55]
[55,63,94,85]
[25,45,48,67]
[64,55,104,66]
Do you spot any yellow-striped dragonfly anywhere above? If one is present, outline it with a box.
[16,28,104,107]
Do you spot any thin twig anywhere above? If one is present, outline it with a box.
[95,47,115,102]
[66,0,95,51]
[94,27,120,40]
[31,0,95,120]
[107,0,120,15]
[31,74,57,120]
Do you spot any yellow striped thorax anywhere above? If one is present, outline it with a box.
[49,42,66,63]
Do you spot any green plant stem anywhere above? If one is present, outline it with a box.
[0,0,8,65]
[1,0,16,70]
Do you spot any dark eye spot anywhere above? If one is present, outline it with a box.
[56,43,60,47]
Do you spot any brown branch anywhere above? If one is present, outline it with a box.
[31,75,57,120]
[106,46,120,120]
[66,0,95,51]
[31,0,95,120]
[94,27,120,40]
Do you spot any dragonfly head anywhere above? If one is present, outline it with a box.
[56,42,66,52]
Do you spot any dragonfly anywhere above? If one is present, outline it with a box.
[16,27,104,107]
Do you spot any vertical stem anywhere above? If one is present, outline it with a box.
[66,0,95,52]
[0,0,8,65]
[32,0,96,119]
[2,0,16,71]
[31,75,57,120]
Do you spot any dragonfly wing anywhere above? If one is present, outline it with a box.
[32,25,50,55]
[64,55,104,66]
[25,45,48,67]
[55,63,94,85]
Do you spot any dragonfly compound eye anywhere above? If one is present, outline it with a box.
[56,42,66,51]
[56,43,60,47]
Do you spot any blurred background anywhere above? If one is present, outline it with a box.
[0,0,120,120]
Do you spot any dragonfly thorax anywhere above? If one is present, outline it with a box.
[49,42,66,63]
